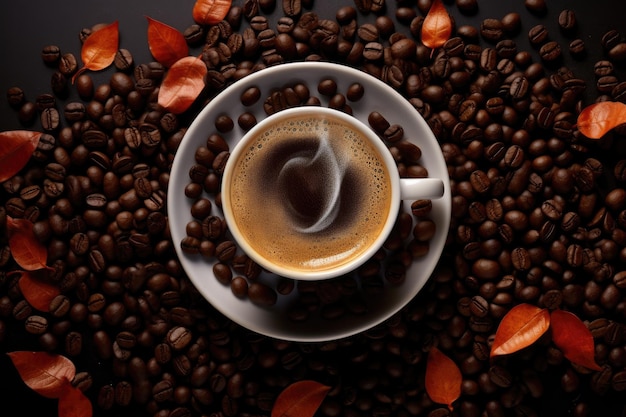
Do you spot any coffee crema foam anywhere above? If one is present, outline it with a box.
[229,114,392,273]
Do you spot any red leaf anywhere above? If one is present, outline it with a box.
[425,346,462,411]
[6,216,49,270]
[271,380,330,417]
[73,21,119,82]
[158,56,207,114]
[192,0,232,25]
[7,351,76,399]
[421,0,452,50]
[18,270,60,312]
[551,309,602,371]
[491,303,550,357]
[58,385,93,417]
[146,17,189,67]
[576,101,626,139]
[0,130,42,182]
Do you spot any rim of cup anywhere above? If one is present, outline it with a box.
[221,106,402,281]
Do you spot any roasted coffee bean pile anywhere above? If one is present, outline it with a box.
[2,0,626,416]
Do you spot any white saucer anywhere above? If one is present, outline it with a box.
[167,62,451,342]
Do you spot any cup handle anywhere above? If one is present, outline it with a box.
[399,178,445,200]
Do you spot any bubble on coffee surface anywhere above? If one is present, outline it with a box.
[230,115,392,272]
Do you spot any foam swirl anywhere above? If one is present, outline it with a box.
[277,133,347,233]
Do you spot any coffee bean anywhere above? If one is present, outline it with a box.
[58,53,78,76]
[601,29,621,50]
[609,43,626,61]
[212,262,232,285]
[540,41,562,62]
[456,0,477,14]
[40,108,60,132]
[525,0,546,14]
[215,240,236,261]
[114,49,134,71]
[166,326,192,351]
[282,0,301,17]
[248,282,277,306]
[39,45,61,66]
[501,12,521,34]
[317,78,337,96]
[25,315,48,334]
[489,365,513,387]
[481,19,504,42]
[368,111,390,133]
[528,25,549,45]
[558,9,577,32]
[479,47,497,72]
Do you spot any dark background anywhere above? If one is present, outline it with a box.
[1,0,626,416]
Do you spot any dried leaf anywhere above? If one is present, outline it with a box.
[6,216,49,271]
[58,385,93,417]
[146,16,189,68]
[421,0,453,50]
[192,0,232,25]
[491,304,550,357]
[73,21,119,82]
[158,56,207,114]
[425,346,462,411]
[7,351,76,399]
[0,130,42,182]
[271,380,330,417]
[551,309,602,371]
[576,101,626,139]
[18,270,60,312]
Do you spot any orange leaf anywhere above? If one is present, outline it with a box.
[6,216,49,271]
[58,385,93,417]
[576,101,626,139]
[551,310,602,371]
[158,56,207,114]
[146,17,189,68]
[7,351,76,399]
[0,130,41,182]
[491,303,550,357]
[425,346,462,411]
[192,0,232,25]
[73,21,119,82]
[421,0,452,50]
[271,380,330,417]
[18,270,60,312]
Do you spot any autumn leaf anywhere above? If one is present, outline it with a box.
[192,0,232,25]
[491,303,550,357]
[58,385,93,417]
[158,56,207,114]
[421,0,453,50]
[0,130,42,182]
[18,270,60,312]
[551,309,602,371]
[6,216,49,271]
[271,380,330,417]
[576,101,626,139]
[7,351,76,399]
[425,346,462,411]
[146,16,189,68]
[73,21,119,82]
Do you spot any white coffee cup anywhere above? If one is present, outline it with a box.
[221,106,444,280]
